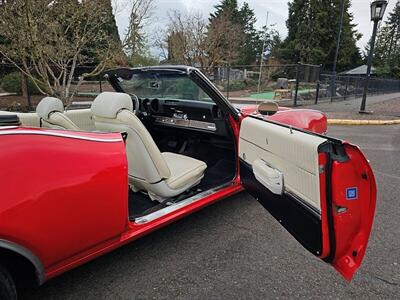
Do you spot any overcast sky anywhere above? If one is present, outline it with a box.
[113,0,398,57]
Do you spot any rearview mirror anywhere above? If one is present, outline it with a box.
[257,101,279,116]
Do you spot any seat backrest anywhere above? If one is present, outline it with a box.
[64,109,96,131]
[36,97,79,130]
[91,92,171,184]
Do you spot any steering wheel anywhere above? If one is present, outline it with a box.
[131,94,140,116]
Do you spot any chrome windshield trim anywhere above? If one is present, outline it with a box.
[0,130,122,143]
[134,182,233,224]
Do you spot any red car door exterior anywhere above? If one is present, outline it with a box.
[238,116,376,280]
[0,129,129,272]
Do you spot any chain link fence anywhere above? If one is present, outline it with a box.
[1,62,400,111]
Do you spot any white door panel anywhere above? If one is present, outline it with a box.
[239,117,327,211]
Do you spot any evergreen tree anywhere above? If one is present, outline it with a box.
[374,1,400,78]
[208,0,242,65]
[259,25,282,60]
[83,0,125,65]
[237,2,263,65]
[208,0,262,65]
[209,0,240,21]
[282,0,361,71]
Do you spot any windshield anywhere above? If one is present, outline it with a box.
[118,73,212,103]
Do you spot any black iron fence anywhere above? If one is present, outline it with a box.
[203,63,400,106]
[318,74,400,102]
[197,63,322,106]
[1,62,400,111]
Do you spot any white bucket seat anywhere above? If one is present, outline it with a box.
[91,92,207,201]
[36,97,79,130]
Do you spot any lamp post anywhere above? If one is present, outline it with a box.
[360,0,388,113]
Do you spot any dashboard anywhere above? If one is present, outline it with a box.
[138,98,225,134]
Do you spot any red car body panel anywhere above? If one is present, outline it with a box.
[236,104,328,134]
[330,142,376,280]
[317,147,376,280]
[45,182,244,281]
[0,128,128,273]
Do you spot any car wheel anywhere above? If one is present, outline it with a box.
[0,264,17,300]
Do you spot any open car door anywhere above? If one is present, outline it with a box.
[239,116,376,281]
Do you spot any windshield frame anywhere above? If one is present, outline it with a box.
[104,66,240,121]
[116,72,213,103]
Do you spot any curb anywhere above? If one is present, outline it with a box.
[328,119,400,125]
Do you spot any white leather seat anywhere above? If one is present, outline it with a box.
[91,92,207,201]
[36,97,79,130]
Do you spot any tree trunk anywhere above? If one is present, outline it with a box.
[20,72,32,110]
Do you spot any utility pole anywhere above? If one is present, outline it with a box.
[331,0,346,101]
[257,12,269,94]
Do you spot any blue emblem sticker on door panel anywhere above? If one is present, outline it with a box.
[346,187,358,200]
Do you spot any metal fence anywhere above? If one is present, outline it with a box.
[1,62,400,111]
[319,74,400,102]
[198,63,322,106]
[202,64,400,106]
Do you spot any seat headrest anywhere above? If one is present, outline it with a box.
[91,92,133,119]
[36,97,64,120]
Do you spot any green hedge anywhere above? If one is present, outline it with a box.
[1,72,47,95]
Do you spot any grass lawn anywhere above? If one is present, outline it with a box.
[249,88,314,100]
[249,91,276,100]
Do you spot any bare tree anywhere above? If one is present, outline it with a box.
[0,0,121,105]
[207,11,245,67]
[123,0,155,60]
[156,10,208,67]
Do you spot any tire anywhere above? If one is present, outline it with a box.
[0,264,17,300]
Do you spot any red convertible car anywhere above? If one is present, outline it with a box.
[0,66,375,299]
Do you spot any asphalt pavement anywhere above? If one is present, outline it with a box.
[24,125,400,299]
[303,93,400,120]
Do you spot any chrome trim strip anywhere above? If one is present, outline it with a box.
[0,239,45,285]
[135,183,233,224]
[0,130,122,143]
[154,116,217,132]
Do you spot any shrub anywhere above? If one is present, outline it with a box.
[1,72,47,95]
[244,78,257,87]
[228,80,246,91]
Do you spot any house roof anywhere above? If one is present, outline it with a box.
[340,65,376,75]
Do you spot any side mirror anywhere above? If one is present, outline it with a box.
[257,101,279,116]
